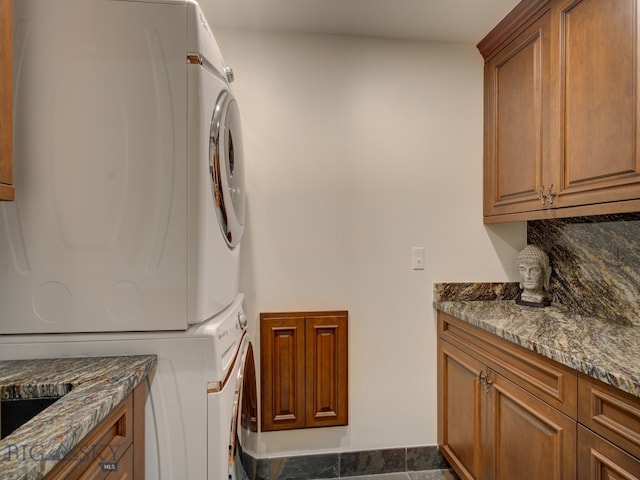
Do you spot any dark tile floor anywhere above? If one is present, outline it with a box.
[238,446,459,479]
[312,469,458,480]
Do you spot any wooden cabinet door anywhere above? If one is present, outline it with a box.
[0,0,14,201]
[304,313,348,428]
[551,0,640,208]
[485,370,577,480]
[438,340,485,480]
[483,10,551,218]
[260,314,307,431]
[577,425,640,480]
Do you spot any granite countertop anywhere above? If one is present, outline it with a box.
[435,299,640,399]
[0,355,156,480]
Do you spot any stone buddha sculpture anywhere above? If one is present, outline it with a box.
[516,244,552,307]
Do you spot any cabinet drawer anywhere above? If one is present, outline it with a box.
[578,373,640,460]
[45,394,133,480]
[105,444,134,480]
[578,425,640,480]
[438,311,577,417]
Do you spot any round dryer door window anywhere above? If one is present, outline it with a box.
[210,90,246,248]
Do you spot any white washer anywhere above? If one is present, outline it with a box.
[0,0,245,333]
[0,293,258,480]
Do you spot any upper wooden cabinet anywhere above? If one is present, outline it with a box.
[479,0,640,223]
[482,6,551,217]
[0,0,14,201]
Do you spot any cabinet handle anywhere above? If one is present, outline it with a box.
[539,184,556,207]
[478,369,493,393]
[547,184,556,205]
[484,376,493,393]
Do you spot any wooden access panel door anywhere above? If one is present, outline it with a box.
[438,340,484,480]
[260,311,348,432]
[260,314,307,431]
[483,10,550,217]
[551,0,640,208]
[485,370,577,480]
[0,0,14,201]
[305,313,348,428]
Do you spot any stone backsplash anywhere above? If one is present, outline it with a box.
[528,213,640,326]
[433,282,520,302]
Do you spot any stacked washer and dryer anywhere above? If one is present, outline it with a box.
[0,1,257,478]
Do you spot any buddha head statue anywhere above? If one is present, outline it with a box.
[517,244,552,305]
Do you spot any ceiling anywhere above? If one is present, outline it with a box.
[201,0,522,43]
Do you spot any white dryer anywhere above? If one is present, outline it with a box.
[1,0,245,333]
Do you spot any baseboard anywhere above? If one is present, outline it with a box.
[239,445,451,479]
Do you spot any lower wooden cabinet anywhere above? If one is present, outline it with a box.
[44,381,147,480]
[260,310,348,431]
[439,339,575,480]
[438,310,640,480]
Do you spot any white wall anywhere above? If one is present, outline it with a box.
[213,29,525,457]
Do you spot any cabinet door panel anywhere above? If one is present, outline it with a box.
[438,340,485,480]
[305,314,348,427]
[553,0,640,206]
[260,315,306,431]
[484,12,550,217]
[487,372,576,480]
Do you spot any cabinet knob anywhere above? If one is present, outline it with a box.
[539,186,547,206]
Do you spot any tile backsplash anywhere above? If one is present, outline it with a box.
[528,213,640,326]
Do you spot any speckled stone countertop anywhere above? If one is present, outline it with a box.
[0,355,156,480]
[434,283,640,399]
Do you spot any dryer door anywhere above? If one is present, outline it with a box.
[210,91,246,248]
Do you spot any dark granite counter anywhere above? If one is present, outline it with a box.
[434,284,640,399]
[0,355,156,480]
